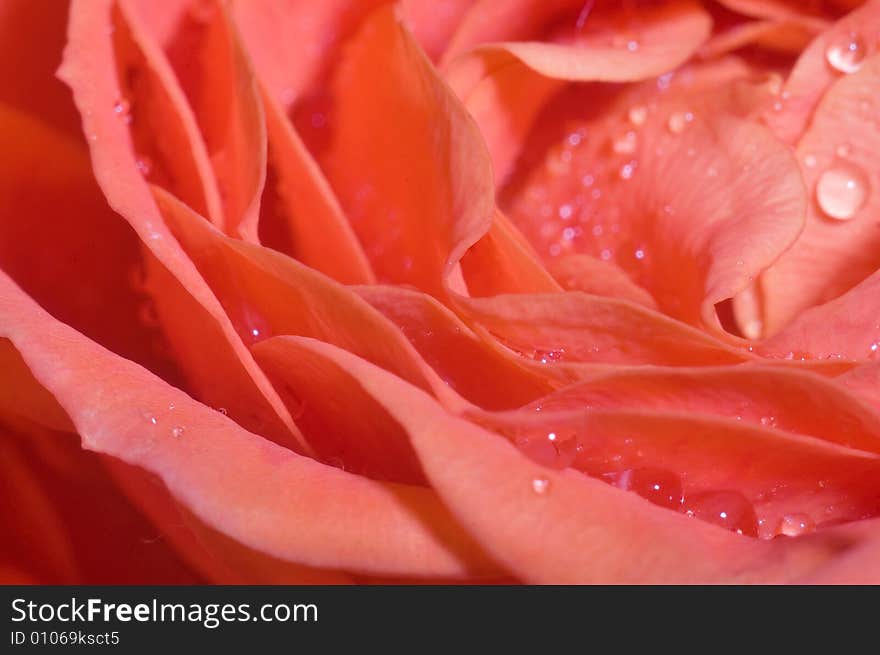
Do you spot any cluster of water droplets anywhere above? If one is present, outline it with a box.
[143,401,187,441]
[804,32,874,221]
[510,423,845,539]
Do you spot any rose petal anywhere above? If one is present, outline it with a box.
[1,418,202,583]
[519,364,880,454]
[444,0,712,183]
[458,292,752,367]
[354,284,557,409]
[759,271,880,361]
[839,362,880,410]
[101,458,353,583]
[151,186,466,413]
[111,0,224,227]
[253,335,880,582]
[756,55,880,336]
[500,63,806,332]
[548,254,659,308]
[764,0,880,144]
[59,0,306,452]
[0,104,178,381]
[715,0,833,31]
[0,270,500,579]
[479,404,880,541]
[152,0,266,240]
[459,208,561,296]
[400,0,475,61]
[232,0,384,109]
[258,88,374,284]
[319,4,494,298]
[0,0,80,134]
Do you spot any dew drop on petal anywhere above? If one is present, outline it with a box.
[666,111,693,134]
[171,425,185,438]
[612,131,637,154]
[613,468,684,510]
[628,105,647,126]
[533,348,565,364]
[113,98,132,124]
[217,407,228,416]
[685,490,758,537]
[776,513,815,537]
[825,33,867,74]
[135,156,153,177]
[532,477,550,494]
[816,162,869,220]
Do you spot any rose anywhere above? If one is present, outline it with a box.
[2,0,880,584]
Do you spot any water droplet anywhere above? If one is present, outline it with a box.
[619,161,636,180]
[171,425,185,438]
[534,349,565,364]
[558,204,573,220]
[776,513,815,537]
[836,143,852,158]
[532,477,550,494]
[626,40,639,52]
[612,131,637,154]
[113,98,132,124]
[816,162,869,220]
[628,105,647,126]
[612,468,684,510]
[804,154,817,168]
[515,430,578,469]
[135,156,153,177]
[657,72,673,91]
[217,407,228,416]
[760,416,777,428]
[825,33,867,74]
[667,111,693,134]
[685,490,758,537]
[634,248,645,260]
[167,402,175,411]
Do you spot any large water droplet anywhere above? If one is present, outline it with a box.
[612,468,684,510]
[685,490,759,537]
[515,431,578,469]
[776,513,815,537]
[825,33,867,74]
[816,162,869,220]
